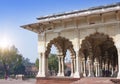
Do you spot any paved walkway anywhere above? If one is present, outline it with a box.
[0,79,36,84]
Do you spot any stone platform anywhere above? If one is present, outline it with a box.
[36,77,80,84]
[36,77,120,84]
[71,77,116,84]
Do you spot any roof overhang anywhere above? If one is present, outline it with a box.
[21,2,120,34]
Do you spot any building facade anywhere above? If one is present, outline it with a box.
[22,3,120,78]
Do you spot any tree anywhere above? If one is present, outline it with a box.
[22,58,31,66]
[35,58,39,69]
[0,45,24,77]
[14,63,25,75]
[13,54,26,75]
[48,54,58,73]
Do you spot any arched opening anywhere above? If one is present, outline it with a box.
[64,50,73,76]
[45,36,76,77]
[47,44,58,76]
[80,32,118,77]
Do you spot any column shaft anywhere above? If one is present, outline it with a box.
[98,63,100,77]
[117,48,120,78]
[83,58,86,77]
[42,53,46,77]
[37,54,42,77]
[80,61,83,73]
[74,58,76,73]
[61,56,64,76]
[95,63,98,77]
[71,58,74,77]
[57,56,61,76]
[74,51,80,78]
[88,60,91,77]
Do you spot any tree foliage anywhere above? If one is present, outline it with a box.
[22,58,32,66]
[35,58,39,69]
[48,54,58,72]
[35,54,58,73]
[0,45,25,76]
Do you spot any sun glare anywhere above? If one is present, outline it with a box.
[0,36,12,49]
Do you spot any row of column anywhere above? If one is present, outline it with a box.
[80,57,117,77]
[57,53,76,77]
[36,51,120,78]
[36,52,78,77]
[37,51,120,78]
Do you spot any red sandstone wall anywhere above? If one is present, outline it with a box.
[36,77,80,84]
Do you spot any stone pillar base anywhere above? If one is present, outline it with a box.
[36,72,46,77]
[83,73,86,77]
[117,72,120,79]
[74,72,80,78]
[57,73,64,77]
[70,73,74,77]
[61,72,64,76]
[57,73,61,76]
[36,72,42,77]
[88,71,94,77]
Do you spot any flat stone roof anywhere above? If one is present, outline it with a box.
[21,2,120,33]
[37,2,120,20]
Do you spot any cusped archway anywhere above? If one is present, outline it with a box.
[46,36,75,58]
[80,32,118,77]
[45,36,76,77]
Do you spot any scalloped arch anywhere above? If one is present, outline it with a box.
[45,36,75,57]
[80,32,114,58]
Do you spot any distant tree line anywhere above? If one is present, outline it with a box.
[0,45,33,79]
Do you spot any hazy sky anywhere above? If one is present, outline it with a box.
[0,0,120,62]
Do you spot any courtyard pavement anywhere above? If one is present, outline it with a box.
[0,79,36,84]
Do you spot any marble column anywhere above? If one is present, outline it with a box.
[98,63,100,77]
[42,52,46,77]
[71,57,74,77]
[87,57,91,77]
[37,52,46,77]
[61,56,64,76]
[46,58,48,76]
[94,59,98,77]
[37,53,42,77]
[117,48,120,78]
[74,58,76,74]
[74,50,80,78]
[57,56,61,76]
[74,28,80,78]
[37,32,46,77]
[83,58,86,77]
[80,60,83,74]
[109,63,113,77]
[111,66,114,76]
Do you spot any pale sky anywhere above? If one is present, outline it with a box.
[0,0,120,63]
